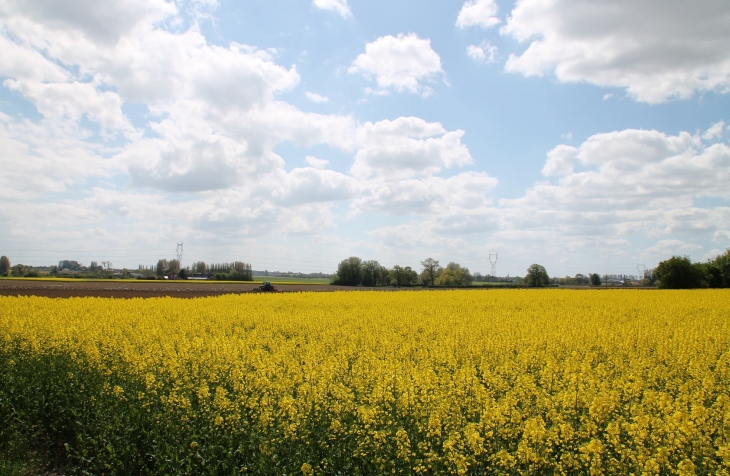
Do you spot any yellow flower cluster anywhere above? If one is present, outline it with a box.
[1,290,729,475]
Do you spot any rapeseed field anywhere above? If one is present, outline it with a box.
[1,290,729,475]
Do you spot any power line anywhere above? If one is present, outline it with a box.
[488,252,498,277]
[176,242,184,268]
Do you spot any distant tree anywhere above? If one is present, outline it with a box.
[0,256,9,276]
[716,249,730,287]
[58,260,82,271]
[525,264,550,287]
[168,259,180,273]
[375,266,389,286]
[50,265,59,276]
[653,256,705,289]
[404,266,419,285]
[590,273,601,286]
[194,261,207,274]
[228,262,252,281]
[11,264,27,277]
[420,258,442,286]
[704,249,730,288]
[178,268,188,280]
[332,257,363,286]
[361,260,381,287]
[389,265,407,287]
[156,259,169,277]
[435,262,472,286]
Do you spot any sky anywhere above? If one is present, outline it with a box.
[1,0,729,277]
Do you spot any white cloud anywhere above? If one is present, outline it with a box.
[127,133,250,193]
[305,156,329,169]
[501,0,730,103]
[349,34,444,96]
[0,0,176,44]
[352,172,497,216]
[456,0,500,29]
[312,0,351,18]
[102,31,301,108]
[704,248,724,261]
[499,128,730,257]
[351,117,472,179]
[541,144,577,177]
[641,240,703,261]
[0,0,361,245]
[4,79,132,134]
[466,41,497,64]
[713,230,730,243]
[305,91,329,103]
[274,168,357,205]
[703,120,725,141]
[0,35,70,82]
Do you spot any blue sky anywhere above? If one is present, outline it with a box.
[1,0,729,277]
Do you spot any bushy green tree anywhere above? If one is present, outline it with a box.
[389,265,407,286]
[404,266,419,285]
[0,255,9,276]
[653,256,705,289]
[590,273,601,286]
[360,260,381,286]
[155,259,169,277]
[331,257,363,286]
[525,264,549,287]
[11,264,27,277]
[705,249,730,288]
[420,258,442,286]
[435,262,472,286]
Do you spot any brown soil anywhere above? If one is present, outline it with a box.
[0,280,655,299]
[0,280,371,299]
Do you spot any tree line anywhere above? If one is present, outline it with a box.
[155,260,253,281]
[653,250,730,289]
[331,257,475,287]
[2,250,728,288]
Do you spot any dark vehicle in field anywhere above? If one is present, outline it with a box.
[258,281,277,292]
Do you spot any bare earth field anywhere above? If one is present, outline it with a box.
[0,280,655,298]
[0,280,362,298]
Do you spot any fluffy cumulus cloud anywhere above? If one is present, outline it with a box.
[3,0,727,274]
[305,91,329,103]
[501,0,730,103]
[351,117,472,179]
[311,0,351,18]
[0,0,364,251]
[456,0,500,29]
[498,127,730,258]
[348,118,497,240]
[352,172,497,216]
[0,0,499,262]
[349,34,444,96]
[0,0,175,44]
[466,41,497,64]
[305,156,330,169]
